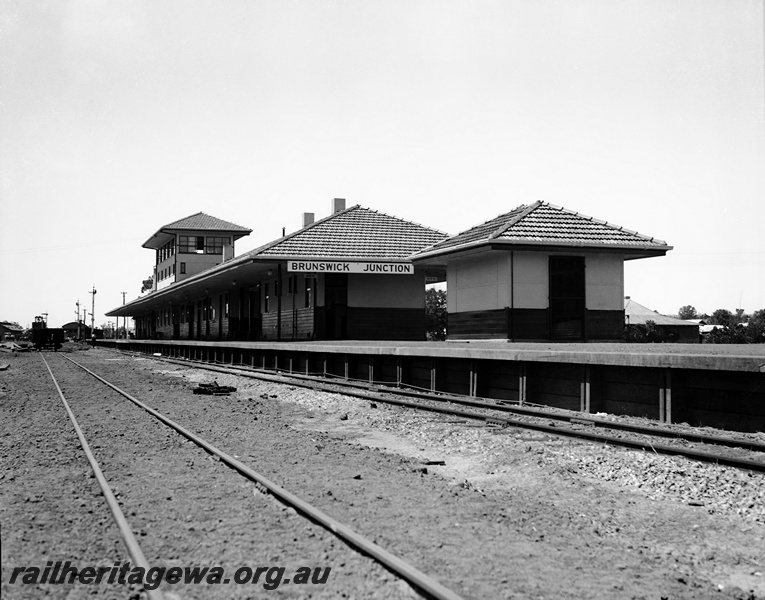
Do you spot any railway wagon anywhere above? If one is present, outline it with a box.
[31,316,65,351]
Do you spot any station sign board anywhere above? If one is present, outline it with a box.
[287,261,414,275]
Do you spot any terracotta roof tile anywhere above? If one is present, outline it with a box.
[416,201,670,256]
[161,212,251,232]
[258,205,448,259]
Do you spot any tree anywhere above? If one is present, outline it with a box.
[749,309,765,343]
[425,288,447,341]
[709,309,734,328]
[625,320,673,343]
[141,275,154,294]
[704,307,765,344]
[677,305,698,320]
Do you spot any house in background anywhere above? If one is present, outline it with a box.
[624,298,700,343]
[413,202,672,342]
[0,321,23,341]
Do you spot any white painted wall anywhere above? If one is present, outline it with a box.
[447,252,512,312]
[585,253,624,310]
[446,250,625,312]
[512,252,548,309]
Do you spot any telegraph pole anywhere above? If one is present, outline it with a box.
[121,291,126,339]
[75,300,81,340]
[89,286,97,338]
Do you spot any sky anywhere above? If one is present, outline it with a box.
[1,0,763,329]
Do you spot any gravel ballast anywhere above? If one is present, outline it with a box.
[2,347,764,599]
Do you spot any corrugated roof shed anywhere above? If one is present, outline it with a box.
[415,201,671,258]
[624,298,697,327]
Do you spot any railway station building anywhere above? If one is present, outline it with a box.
[107,199,448,341]
[412,201,672,341]
[108,199,671,343]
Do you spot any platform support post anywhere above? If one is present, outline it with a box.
[368,356,374,384]
[469,359,477,397]
[658,369,673,424]
[396,357,402,387]
[519,362,527,405]
[581,366,591,413]
[430,358,437,392]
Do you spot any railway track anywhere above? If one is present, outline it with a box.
[141,351,765,473]
[39,353,466,600]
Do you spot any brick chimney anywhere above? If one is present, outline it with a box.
[332,198,346,213]
[302,212,315,227]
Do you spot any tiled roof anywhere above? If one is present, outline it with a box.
[257,205,448,259]
[161,212,252,233]
[416,201,670,256]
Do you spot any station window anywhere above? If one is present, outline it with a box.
[205,236,230,255]
[157,240,175,263]
[179,236,205,254]
[264,283,270,313]
[305,277,313,308]
[224,293,230,318]
[180,262,186,274]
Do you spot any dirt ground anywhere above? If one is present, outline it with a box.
[2,347,764,599]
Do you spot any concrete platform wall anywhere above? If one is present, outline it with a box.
[100,339,765,434]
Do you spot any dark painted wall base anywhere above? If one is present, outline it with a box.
[448,308,624,342]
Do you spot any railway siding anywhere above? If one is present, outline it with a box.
[0,353,130,598]
[3,348,765,599]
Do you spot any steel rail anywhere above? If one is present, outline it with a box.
[62,355,465,600]
[149,354,765,472]
[154,353,765,454]
[40,354,165,600]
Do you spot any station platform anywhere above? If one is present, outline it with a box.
[104,339,765,433]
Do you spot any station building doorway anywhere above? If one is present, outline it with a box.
[549,256,585,341]
[324,273,348,340]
